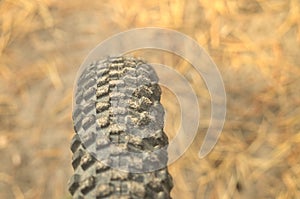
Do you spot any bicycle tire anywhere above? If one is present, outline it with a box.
[68,56,173,199]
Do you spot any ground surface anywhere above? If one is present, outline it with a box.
[0,0,300,198]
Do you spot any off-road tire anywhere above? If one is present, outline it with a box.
[68,56,173,199]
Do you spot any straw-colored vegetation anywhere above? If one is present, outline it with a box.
[0,0,299,198]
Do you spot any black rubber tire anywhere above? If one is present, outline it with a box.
[68,56,173,199]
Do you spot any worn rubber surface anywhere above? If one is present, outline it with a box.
[69,56,173,199]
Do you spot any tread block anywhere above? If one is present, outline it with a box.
[70,134,81,153]
[95,160,110,173]
[82,101,95,114]
[98,68,109,77]
[111,170,128,181]
[96,183,113,198]
[80,176,95,195]
[96,136,110,150]
[130,182,146,198]
[97,75,109,87]
[132,85,153,99]
[68,174,81,195]
[82,115,96,130]
[84,78,97,90]
[75,90,84,104]
[83,87,96,101]
[72,149,84,169]
[96,101,110,112]
[108,124,125,135]
[81,132,96,148]
[80,153,95,170]
[96,85,109,98]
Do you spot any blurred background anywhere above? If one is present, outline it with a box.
[0,0,300,198]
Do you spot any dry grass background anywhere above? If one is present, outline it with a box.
[0,0,300,198]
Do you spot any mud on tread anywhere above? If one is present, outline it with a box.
[69,56,173,198]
